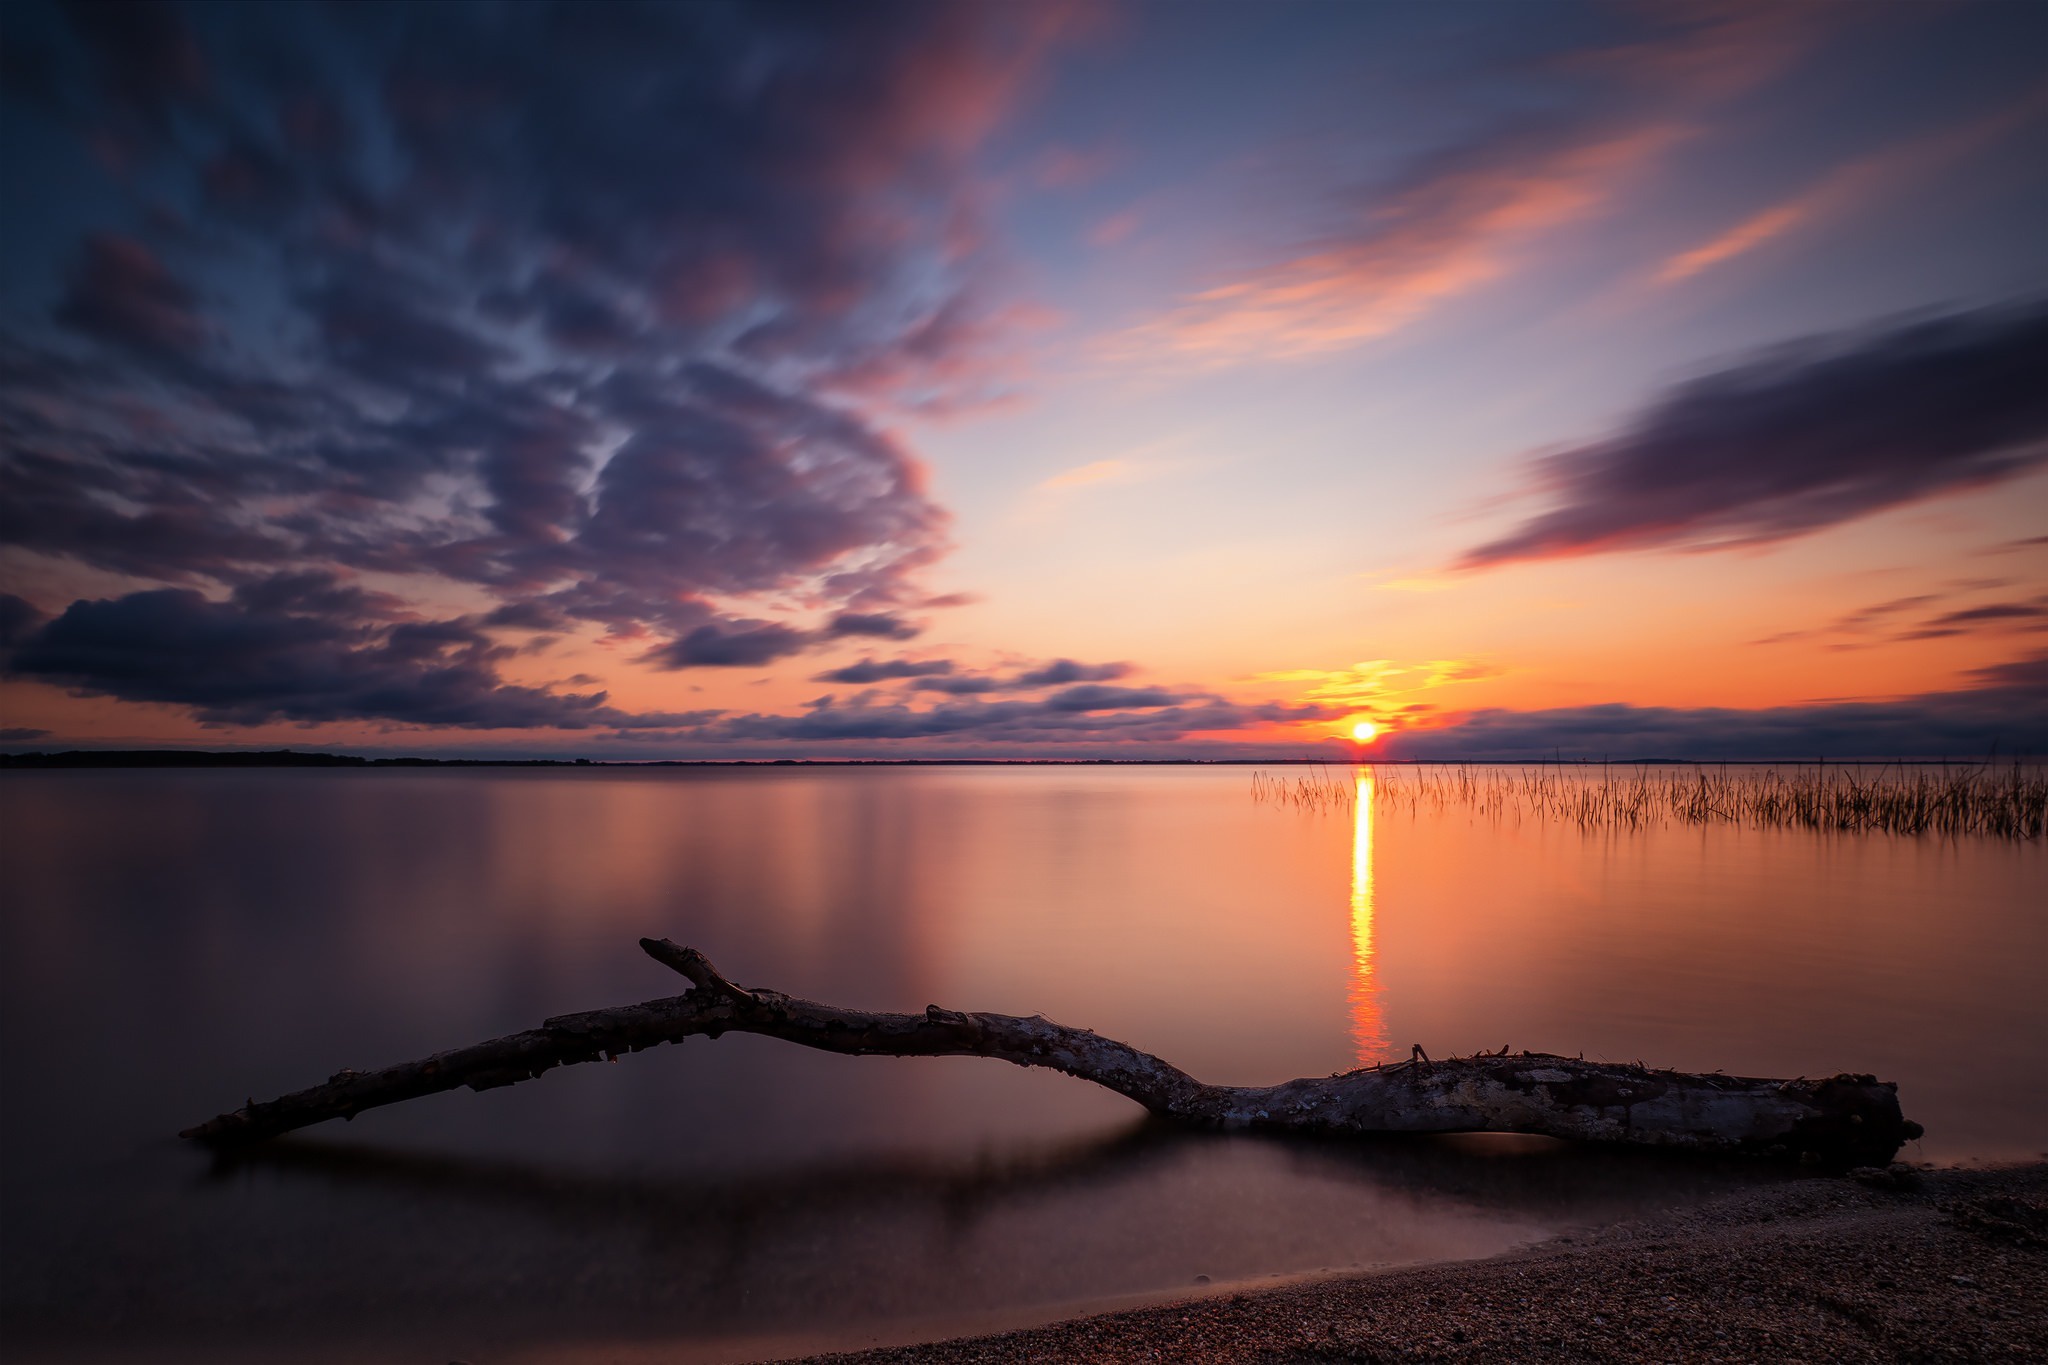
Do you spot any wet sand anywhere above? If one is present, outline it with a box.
[792,1162,2047,1363]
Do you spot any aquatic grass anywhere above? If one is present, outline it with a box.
[1249,764,1355,814]
[1252,761,2047,839]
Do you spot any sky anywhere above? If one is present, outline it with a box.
[1,0,2044,760]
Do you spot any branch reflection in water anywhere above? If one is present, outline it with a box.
[195,1122,1778,1362]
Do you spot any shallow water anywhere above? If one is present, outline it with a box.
[1,766,2039,1362]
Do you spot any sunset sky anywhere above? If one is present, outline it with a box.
[2,0,2044,759]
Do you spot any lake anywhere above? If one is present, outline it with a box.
[1,765,2040,1363]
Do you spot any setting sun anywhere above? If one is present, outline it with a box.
[1352,720,1379,743]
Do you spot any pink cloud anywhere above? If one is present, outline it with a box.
[1655,82,2048,286]
[1088,209,1142,248]
[1033,143,1121,190]
[1104,125,1682,365]
[1098,2,1840,368]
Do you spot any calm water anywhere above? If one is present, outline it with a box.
[1,766,2041,1363]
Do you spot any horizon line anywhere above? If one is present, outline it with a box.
[1,748,2037,770]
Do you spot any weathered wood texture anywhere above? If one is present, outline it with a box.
[183,939,1921,1165]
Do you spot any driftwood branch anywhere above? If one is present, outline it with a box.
[183,938,1921,1166]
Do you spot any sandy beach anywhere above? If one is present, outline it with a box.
[793,1162,2048,1363]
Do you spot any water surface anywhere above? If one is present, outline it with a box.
[1,766,2039,1362]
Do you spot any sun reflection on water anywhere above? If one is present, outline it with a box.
[1348,767,1389,1065]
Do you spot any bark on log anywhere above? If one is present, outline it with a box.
[182,938,1921,1166]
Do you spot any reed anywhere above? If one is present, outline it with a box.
[1247,764,1354,814]
[1252,761,2047,839]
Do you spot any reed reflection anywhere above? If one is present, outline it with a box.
[1349,767,1389,1065]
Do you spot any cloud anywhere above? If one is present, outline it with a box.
[912,674,1006,696]
[702,690,1328,746]
[814,657,956,684]
[1750,588,2048,649]
[1101,5,1823,367]
[1751,593,1946,646]
[482,601,572,632]
[1109,125,1678,366]
[1031,143,1119,190]
[1380,654,2048,760]
[1261,658,1502,713]
[1968,651,2048,691]
[1892,596,2048,642]
[1654,84,2048,287]
[6,574,711,730]
[825,611,921,640]
[1460,302,2048,568]
[808,654,1135,696]
[55,235,206,354]
[312,276,510,393]
[1037,458,1146,494]
[646,621,814,670]
[1,0,1075,728]
[59,0,208,155]
[1014,658,1129,686]
[643,607,924,670]
[1654,200,1813,286]
[0,594,47,650]
[1088,210,1141,248]
[1042,683,1178,711]
[1921,600,2048,627]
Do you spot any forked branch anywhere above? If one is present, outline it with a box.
[183,938,1920,1166]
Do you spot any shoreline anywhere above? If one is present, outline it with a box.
[787,1162,2047,1363]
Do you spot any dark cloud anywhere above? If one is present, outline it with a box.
[805,654,1137,696]
[1382,654,2048,760]
[0,727,52,742]
[311,278,510,393]
[482,600,572,632]
[706,692,1325,745]
[64,0,207,124]
[912,674,1006,696]
[825,611,921,640]
[6,574,711,731]
[54,234,206,354]
[1014,659,1131,686]
[885,657,1134,695]
[642,604,925,671]
[1,0,1063,727]
[1462,303,2048,568]
[1754,591,2048,647]
[0,446,296,583]
[1893,597,2048,642]
[548,363,946,624]
[0,594,48,649]
[648,621,813,670]
[814,657,955,684]
[1043,684,1178,712]
[1922,600,2048,628]
[1966,652,2048,692]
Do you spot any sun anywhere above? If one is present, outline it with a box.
[1351,720,1379,743]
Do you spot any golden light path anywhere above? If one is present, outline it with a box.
[1347,766,1389,1065]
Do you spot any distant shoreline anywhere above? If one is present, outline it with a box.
[0,748,2032,770]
